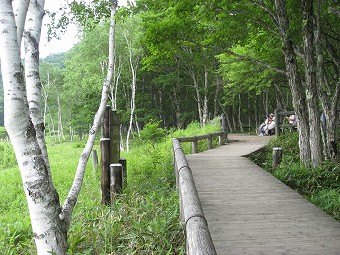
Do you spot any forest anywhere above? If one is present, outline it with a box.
[0,0,339,254]
[21,0,338,164]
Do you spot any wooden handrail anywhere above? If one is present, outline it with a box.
[172,138,217,255]
[177,131,226,153]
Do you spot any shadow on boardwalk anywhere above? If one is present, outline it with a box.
[186,133,340,255]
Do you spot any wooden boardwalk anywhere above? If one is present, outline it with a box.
[186,134,340,255]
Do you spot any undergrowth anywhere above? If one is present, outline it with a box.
[248,132,340,222]
[0,118,221,254]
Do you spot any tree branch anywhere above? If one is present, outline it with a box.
[225,49,286,75]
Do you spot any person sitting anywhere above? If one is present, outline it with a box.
[267,113,275,135]
[258,113,275,136]
[288,114,297,127]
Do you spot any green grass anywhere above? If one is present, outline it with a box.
[248,132,340,222]
[0,119,221,254]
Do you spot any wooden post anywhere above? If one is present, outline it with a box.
[110,110,120,164]
[192,137,198,154]
[102,106,110,138]
[92,150,98,172]
[272,147,283,169]
[221,113,227,143]
[110,163,123,202]
[101,106,112,205]
[274,109,280,136]
[208,133,213,150]
[218,134,223,146]
[100,138,110,205]
[119,158,127,188]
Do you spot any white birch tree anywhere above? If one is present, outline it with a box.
[0,0,117,253]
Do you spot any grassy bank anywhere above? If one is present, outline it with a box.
[248,132,340,222]
[0,119,221,254]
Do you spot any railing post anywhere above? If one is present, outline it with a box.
[272,147,283,169]
[119,158,127,188]
[100,138,110,205]
[110,110,120,164]
[192,137,198,154]
[208,133,213,150]
[100,106,111,205]
[110,163,123,202]
[221,113,227,143]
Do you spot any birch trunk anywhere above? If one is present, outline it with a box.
[202,66,209,125]
[61,0,117,231]
[24,0,51,170]
[190,70,204,126]
[0,0,117,253]
[57,96,65,142]
[0,1,68,254]
[125,32,138,152]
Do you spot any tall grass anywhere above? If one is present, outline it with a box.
[0,118,221,254]
[248,132,340,222]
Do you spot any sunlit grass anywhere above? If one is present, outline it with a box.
[0,119,221,254]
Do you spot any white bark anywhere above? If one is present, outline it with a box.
[24,0,51,170]
[1,0,118,254]
[13,0,30,47]
[202,66,209,125]
[0,1,67,254]
[57,96,65,142]
[124,31,139,152]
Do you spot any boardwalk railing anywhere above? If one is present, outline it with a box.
[177,131,226,154]
[177,114,228,153]
[172,138,217,255]
[274,109,296,136]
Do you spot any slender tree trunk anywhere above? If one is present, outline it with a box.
[255,93,259,131]
[125,32,138,152]
[275,0,311,165]
[248,93,251,132]
[232,98,237,131]
[214,74,223,117]
[202,66,209,125]
[226,111,233,133]
[57,96,65,142]
[191,70,203,125]
[302,0,323,167]
[238,93,244,132]
[315,0,339,162]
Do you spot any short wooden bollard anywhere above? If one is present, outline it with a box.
[192,137,198,154]
[92,150,98,172]
[119,158,127,188]
[208,134,213,150]
[272,147,283,169]
[110,163,123,202]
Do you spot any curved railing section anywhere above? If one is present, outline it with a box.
[172,138,217,255]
